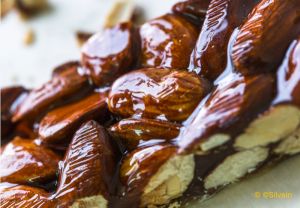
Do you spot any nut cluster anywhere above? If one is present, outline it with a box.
[1,0,300,207]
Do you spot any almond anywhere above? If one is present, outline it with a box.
[189,0,260,80]
[232,0,300,75]
[108,68,211,122]
[38,90,109,143]
[12,62,90,122]
[81,22,138,86]
[178,73,275,152]
[140,14,198,69]
[0,137,60,185]
[109,118,181,150]
[172,0,210,23]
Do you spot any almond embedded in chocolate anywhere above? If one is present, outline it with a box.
[232,0,300,75]
[0,137,60,185]
[108,68,211,122]
[38,90,109,143]
[119,144,194,207]
[189,0,260,80]
[204,147,269,189]
[140,13,198,69]
[109,118,181,150]
[234,105,300,149]
[12,62,90,122]
[82,22,138,86]
[178,73,275,152]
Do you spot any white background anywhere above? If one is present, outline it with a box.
[0,1,299,207]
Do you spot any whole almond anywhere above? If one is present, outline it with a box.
[108,68,211,122]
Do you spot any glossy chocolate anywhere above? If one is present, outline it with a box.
[232,0,300,75]
[140,14,198,69]
[189,0,260,80]
[274,37,300,106]
[1,86,28,138]
[109,118,181,150]
[0,137,60,185]
[38,90,109,143]
[82,22,138,86]
[108,68,211,122]
[178,73,276,152]
[172,0,210,23]
[12,61,90,122]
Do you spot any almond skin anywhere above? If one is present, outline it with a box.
[108,68,211,122]
[232,0,300,75]
[109,118,181,150]
[140,14,198,69]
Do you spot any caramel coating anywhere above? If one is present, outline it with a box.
[82,22,138,86]
[0,137,60,185]
[189,0,260,80]
[108,68,211,122]
[140,14,198,69]
[232,0,300,75]
[39,90,109,143]
[109,118,181,150]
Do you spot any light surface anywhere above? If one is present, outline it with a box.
[0,1,299,207]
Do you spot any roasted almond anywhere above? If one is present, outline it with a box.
[108,68,211,122]
[172,0,210,23]
[140,13,198,69]
[82,22,138,86]
[54,121,117,206]
[12,62,90,122]
[178,73,275,152]
[109,118,181,150]
[1,86,28,138]
[0,137,60,185]
[232,0,300,75]
[0,121,117,207]
[189,0,260,80]
[38,90,109,143]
